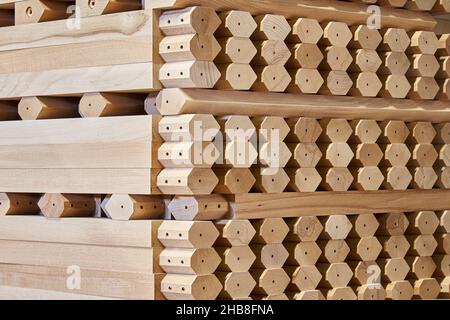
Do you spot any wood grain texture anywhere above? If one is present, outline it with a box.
[144,0,436,31]
[0,240,160,273]
[0,264,162,300]
[0,216,162,247]
[231,190,450,219]
[0,168,160,194]
[0,63,154,99]
[0,116,159,169]
[157,89,450,122]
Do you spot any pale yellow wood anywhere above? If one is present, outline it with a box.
[0,263,162,300]
[101,194,165,220]
[0,216,162,248]
[0,240,159,273]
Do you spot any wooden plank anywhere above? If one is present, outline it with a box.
[0,63,154,99]
[0,116,159,169]
[231,190,450,219]
[0,240,160,273]
[0,39,152,74]
[156,89,450,122]
[0,286,118,300]
[0,264,163,300]
[0,168,160,194]
[0,216,162,247]
[0,9,152,52]
[144,0,436,31]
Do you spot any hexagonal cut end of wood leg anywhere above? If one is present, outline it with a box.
[257,268,290,295]
[324,215,353,240]
[383,75,411,99]
[292,18,323,44]
[353,167,384,191]
[357,284,386,300]
[353,261,379,285]
[101,194,165,220]
[259,65,291,92]
[38,193,95,218]
[161,274,223,300]
[159,114,220,142]
[384,258,410,282]
[324,263,353,288]
[413,167,438,190]
[382,28,410,52]
[352,25,382,50]
[168,195,229,221]
[219,10,257,38]
[352,72,382,97]
[158,221,219,248]
[386,280,413,300]
[322,21,352,47]
[383,235,410,258]
[256,14,291,41]
[293,216,323,242]
[292,117,323,142]
[410,211,440,235]
[157,168,219,195]
[160,247,221,275]
[356,237,382,261]
[220,271,256,299]
[322,167,354,191]
[291,265,322,291]
[414,278,440,300]
[220,246,256,271]
[326,287,357,300]
[292,168,322,193]
[410,256,436,279]
[294,241,322,265]
[352,120,382,144]
[384,166,412,190]
[321,119,353,143]
[259,142,292,167]
[294,68,324,94]
[218,63,257,91]
[293,43,323,69]
[253,218,289,244]
[323,239,350,263]
[254,167,290,193]
[294,290,325,300]
[215,168,256,194]
[216,219,256,246]
[159,6,221,36]
[350,214,380,238]
[18,96,44,120]
[325,71,353,96]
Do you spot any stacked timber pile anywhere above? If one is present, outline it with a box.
[0,0,449,300]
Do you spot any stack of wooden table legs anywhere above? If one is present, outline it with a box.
[0,0,450,300]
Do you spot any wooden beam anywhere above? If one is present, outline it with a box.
[156,89,450,122]
[0,168,160,194]
[0,286,118,300]
[0,63,154,99]
[0,264,163,300]
[0,216,162,247]
[144,0,436,31]
[0,115,159,169]
[0,9,152,51]
[231,190,450,219]
[0,240,160,273]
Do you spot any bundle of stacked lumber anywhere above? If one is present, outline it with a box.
[0,0,450,300]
